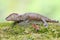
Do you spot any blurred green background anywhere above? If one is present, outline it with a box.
[0,0,60,22]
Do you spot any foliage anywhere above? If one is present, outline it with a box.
[0,22,60,40]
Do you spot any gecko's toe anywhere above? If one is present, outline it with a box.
[44,23,48,28]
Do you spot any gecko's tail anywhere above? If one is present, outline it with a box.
[47,19,59,23]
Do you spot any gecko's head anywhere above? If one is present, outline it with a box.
[5,13,20,21]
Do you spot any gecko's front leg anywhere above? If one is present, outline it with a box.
[11,21,16,28]
[41,18,48,27]
[12,20,23,27]
[18,20,30,26]
[11,21,19,28]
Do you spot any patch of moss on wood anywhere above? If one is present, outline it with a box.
[0,22,60,40]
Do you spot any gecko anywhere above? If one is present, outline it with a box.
[5,13,59,27]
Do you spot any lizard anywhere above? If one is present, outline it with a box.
[5,13,59,27]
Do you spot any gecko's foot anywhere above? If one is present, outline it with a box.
[44,23,48,28]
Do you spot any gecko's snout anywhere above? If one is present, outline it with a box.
[5,13,19,21]
[5,17,11,21]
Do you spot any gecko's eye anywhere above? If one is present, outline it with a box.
[19,15,22,17]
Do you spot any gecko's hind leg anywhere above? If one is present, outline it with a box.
[41,18,48,27]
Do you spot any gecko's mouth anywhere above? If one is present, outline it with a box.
[5,17,10,21]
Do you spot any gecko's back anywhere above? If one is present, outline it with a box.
[24,13,59,23]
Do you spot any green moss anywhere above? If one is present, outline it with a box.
[0,22,60,40]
